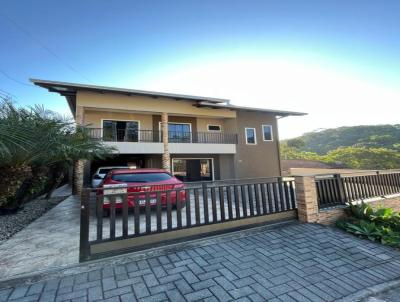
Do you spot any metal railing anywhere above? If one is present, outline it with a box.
[315,171,400,209]
[87,128,238,144]
[80,177,297,261]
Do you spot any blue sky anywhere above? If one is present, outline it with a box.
[1,0,399,138]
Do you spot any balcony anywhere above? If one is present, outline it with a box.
[88,128,238,144]
[87,128,237,154]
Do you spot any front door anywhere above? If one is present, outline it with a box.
[186,160,201,181]
[172,159,213,182]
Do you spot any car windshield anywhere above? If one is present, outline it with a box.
[111,172,173,183]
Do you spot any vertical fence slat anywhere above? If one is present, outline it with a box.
[176,190,182,229]
[134,194,140,235]
[226,186,233,220]
[234,185,241,218]
[272,182,280,213]
[202,183,209,224]
[211,187,218,222]
[194,188,200,224]
[96,193,103,241]
[266,183,273,213]
[254,183,261,214]
[219,187,226,222]
[241,185,248,217]
[145,192,151,233]
[167,191,172,230]
[260,183,267,214]
[156,192,162,232]
[185,189,191,227]
[110,195,116,239]
[283,181,291,210]
[122,194,128,238]
[289,181,296,209]
[248,185,255,216]
[79,189,90,262]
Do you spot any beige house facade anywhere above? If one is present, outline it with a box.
[32,79,306,185]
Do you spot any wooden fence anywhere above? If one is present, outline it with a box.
[315,171,400,209]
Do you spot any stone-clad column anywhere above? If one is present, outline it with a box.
[161,112,171,172]
[294,176,319,223]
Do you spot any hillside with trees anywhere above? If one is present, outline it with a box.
[281,125,400,170]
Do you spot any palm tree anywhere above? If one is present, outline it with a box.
[0,99,114,210]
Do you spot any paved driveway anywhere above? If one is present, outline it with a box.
[1,223,400,302]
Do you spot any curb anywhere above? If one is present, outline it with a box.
[337,278,400,302]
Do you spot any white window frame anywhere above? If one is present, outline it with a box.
[158,121,192,142]
[101,119,141,142]
[171,158,215,181]
[207,124,222,132]
[245,127,257,145]
[262,124,274,142]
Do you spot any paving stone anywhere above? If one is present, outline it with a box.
[132,282,149,299]
[184,288,213,302]
[87,286,103,301]
[8,287,28,300]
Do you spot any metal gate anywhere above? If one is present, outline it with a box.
[80,177,297,261]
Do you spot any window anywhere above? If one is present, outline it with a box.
[159,122,192,142]
[207,124,222,132]
[245,128,257,145]
[111,172,173,183]
[102,120,139,142]
[262,125,273,141]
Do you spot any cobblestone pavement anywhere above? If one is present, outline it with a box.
[1,223,400,301]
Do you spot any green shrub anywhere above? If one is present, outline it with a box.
[337,203,400,248]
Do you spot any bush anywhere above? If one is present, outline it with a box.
[337,202,400,248]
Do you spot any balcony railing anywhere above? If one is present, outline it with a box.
[88,128,238,144]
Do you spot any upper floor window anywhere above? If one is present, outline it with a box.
[245,128,257,145]
[103,120,139,142]
[262,125,273,141]
[159,122,192,143]
[207,124,222,132]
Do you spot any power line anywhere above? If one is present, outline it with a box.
[0,69,34,87]
[0,13,92,83]
[0,88,18,100]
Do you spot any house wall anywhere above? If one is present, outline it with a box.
[233,111,281,178]
[76,91,236,119]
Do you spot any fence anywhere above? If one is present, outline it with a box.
[80,177,297,261]
[315,171,400,209]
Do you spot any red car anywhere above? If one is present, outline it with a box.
[97,168,186,216]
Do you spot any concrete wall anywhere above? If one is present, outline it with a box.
[233,111,281,178]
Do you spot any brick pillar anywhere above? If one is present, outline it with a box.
[161,112,171,172]
[73,160,85,196]
[294,176,319,223]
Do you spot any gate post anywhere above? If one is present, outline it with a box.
[79,188,91,262]
[294,176,319,223]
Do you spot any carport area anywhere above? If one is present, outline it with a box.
[1,222,400,301]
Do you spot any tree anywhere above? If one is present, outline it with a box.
[0,100,114,210]
[323,147,400,170]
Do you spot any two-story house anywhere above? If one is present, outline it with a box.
[32,79,306,187]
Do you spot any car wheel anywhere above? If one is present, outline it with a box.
[103,210,110,217]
